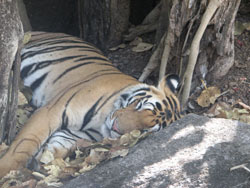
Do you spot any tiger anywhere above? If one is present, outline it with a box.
[0,32,182,178]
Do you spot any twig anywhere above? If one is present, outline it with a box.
[238,101,250,111]
[230,163,250,173]
[217,89,230,98]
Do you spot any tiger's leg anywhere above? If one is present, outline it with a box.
[0,106,61,178]
[40,130,82,159]
[39,129,101,160]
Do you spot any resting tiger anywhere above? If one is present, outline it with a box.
[0,32,182,177]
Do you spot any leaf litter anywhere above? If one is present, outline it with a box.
[0,130,151,187]
[196,85,250,124]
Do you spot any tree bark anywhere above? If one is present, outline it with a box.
[181,0,223,105]
[17,0,32,32]
[0,0,23,143]
[138,0,240,106]
[78,0,130,50]
[205,0,241,82]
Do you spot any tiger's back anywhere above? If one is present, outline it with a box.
[21,32,138,108]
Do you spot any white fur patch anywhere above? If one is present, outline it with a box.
[169,78,179,90]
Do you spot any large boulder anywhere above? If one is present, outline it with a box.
[63,114,250,188]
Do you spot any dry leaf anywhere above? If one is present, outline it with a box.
[119,133,130,146]
[109,148,129,159]
[23,32,31,45]
[109,44,126,51]
[85,149,108,165]
[75,148,83,159]
[240,114,250,124]
[76,139,93,149]
[243,22,250,31]
[132,42,153,52]
[38,174,62,187]
[61,166,79,175]
[13,179,37,188]
[129,37,142,46]
[32,172,46,180]
[1,179,22,188]
[102,137,121,148]
[16,108,31,127]
[18,91,28,106]
[40,149,55,164]
[197,86,221,107]
[206,101,250,124]
[51,158,68,168]
[130,130,141,138]
[79,162,96,174]
[0,169,34,187]
[206,102,231,118]
[234,21,246,35]
[44,165,61,177]
[234,108,249,114]
[0,171,22,183]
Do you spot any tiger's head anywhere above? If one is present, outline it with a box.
[102,74,182,138]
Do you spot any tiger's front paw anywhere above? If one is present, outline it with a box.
[0,155,24,178]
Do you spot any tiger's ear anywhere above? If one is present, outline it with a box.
[157,74,181,94]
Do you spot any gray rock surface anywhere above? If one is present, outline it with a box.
[63,114,250,188]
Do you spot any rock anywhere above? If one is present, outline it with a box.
[63,114,250,188]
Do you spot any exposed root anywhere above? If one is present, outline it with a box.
[159,30,172,80]
[123,1,161,41]
[181,0,222,105]
[124,23,158,42]
[139,33,166,82]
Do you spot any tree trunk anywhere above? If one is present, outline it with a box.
[17,0,32,32]
[138,0,240,105]
[205,0,241,82]
[78,0,130,50]
[0,1,23,143]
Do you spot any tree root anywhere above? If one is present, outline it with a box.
[123,1,161,41]
[123,23,158,42]
[181,0,222,105]
[159,30,172,80]
[139,33,166,82]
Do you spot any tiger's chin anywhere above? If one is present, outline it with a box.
[101,113,123,139]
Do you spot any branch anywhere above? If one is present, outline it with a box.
[181,0,223,105]
[139,33,166,82]
[159,30,172,80]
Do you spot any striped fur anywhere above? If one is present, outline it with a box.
[0,32,182,177]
